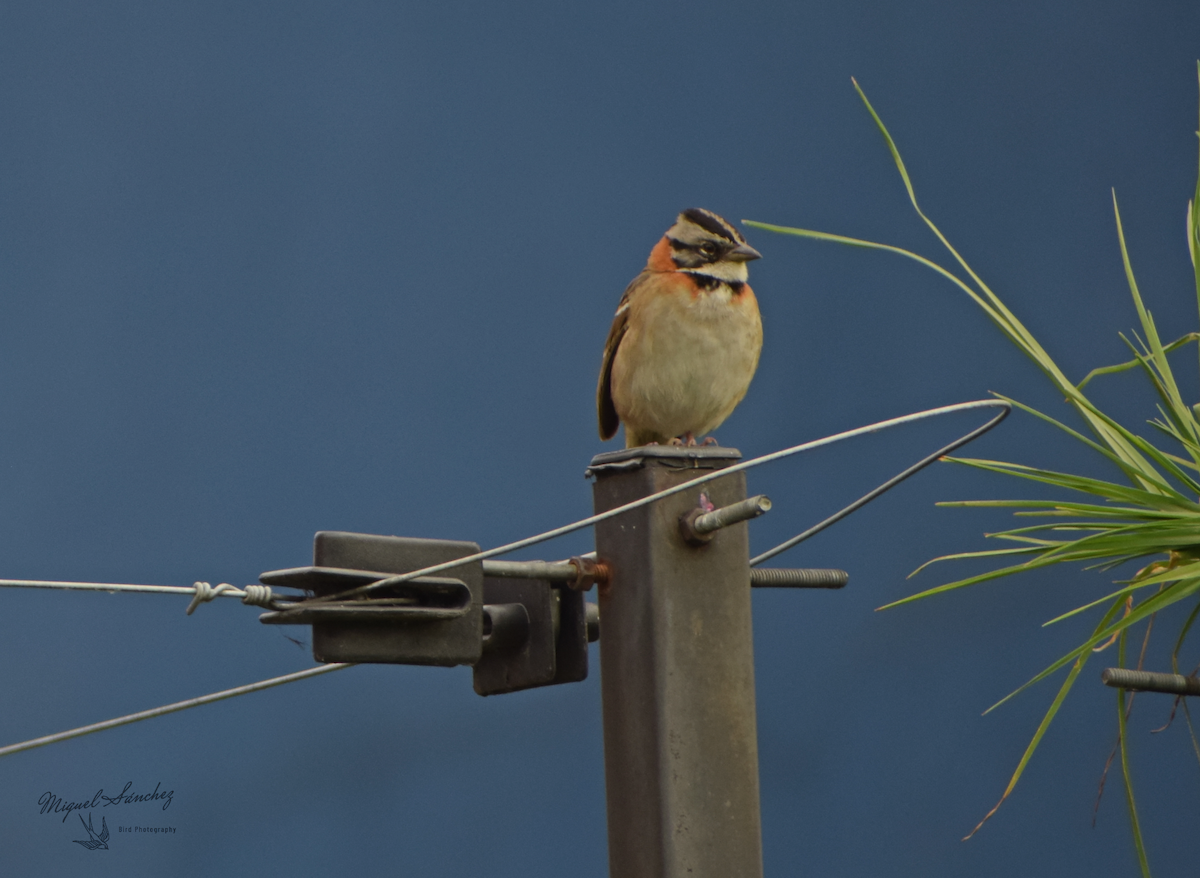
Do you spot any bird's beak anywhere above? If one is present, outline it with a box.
[727,243,762,262]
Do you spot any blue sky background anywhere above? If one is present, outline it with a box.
[1,2,1199,874]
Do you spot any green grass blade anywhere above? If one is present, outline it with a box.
[756,74,1200,856]
[1114,196,1200,458]
[1113,336,1200,467]
[1170,600,1200,770]
[986,395,1181,494]
[1042,584,1144,627]
[1117,631,1152,878]
[944,457,1192,510]
[882,554,1081,609]
[1182,700,1200,772]
[740,222,992,312]
[849,80,1050,362]
[985,579,1200,714]
[1076,333,1200,390]
[846,80,1177,482]
[987,524,1107,539]
[906,545,1045,578]
[1042,565,1200,627]
[1171,600,1200,660]
[1116,558,1200,585]
[963,596,1125,838]
[1192,63,1200,327]
[758,81,1176,487]
[937,499,1185,520]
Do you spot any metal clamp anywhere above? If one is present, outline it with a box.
[257,532,485,667]
[473,576,593,696]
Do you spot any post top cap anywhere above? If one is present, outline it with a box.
[586,445,741,477]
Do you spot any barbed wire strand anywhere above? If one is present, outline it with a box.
[0,398,1007,759]
[0,663,353,759]
[0,580,283,613]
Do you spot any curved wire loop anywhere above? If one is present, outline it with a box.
[750,402,1009,565]
[315,398,1011,604]
[0,398,1010,758]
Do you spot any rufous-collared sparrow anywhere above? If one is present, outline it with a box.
[597,208,763,448]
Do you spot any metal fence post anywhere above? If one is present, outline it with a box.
[590,446,763,878]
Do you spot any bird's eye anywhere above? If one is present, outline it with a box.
[698,242,718,257]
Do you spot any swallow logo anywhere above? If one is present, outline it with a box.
[73,813,109,850]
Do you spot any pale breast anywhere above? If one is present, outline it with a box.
[611,279,762,442]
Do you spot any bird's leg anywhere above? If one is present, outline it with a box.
[682,431,697,446]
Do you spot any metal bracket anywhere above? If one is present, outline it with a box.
[473,577,590,696]
[258,531,484,667]
[257,531,597,693]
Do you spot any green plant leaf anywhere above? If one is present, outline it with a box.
[963,596,1126,838]
[1076,333,1200,390]
[1117,631,1152,878]
[985,578,1200,715]
[753,74,1200,861]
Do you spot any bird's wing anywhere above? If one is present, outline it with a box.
[597,274,643,440]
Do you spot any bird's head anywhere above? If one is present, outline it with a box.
[650,208,762,281]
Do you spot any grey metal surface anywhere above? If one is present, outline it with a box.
[481,602,531,654]
[473,577,591,696]
[692,494,772,535]
[552,585,589,684]
[1101,667,1200,695]
[585,602,600,643]
[483,559,579,581]
[279,531,484,667]
[259,565,391,590]
[681,493,772,544]
[258,570,471,626]
[473,578,557,695]
[592,447,763,878]
[482,557,609,591]
[259,603,467,624]
[750,567,848,589]
[585,444,741,477]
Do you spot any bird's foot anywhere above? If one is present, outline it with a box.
[667,437,685,446]
[700,436,719,446]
